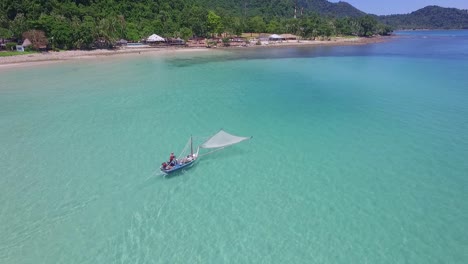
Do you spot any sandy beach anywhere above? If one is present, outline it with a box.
[0,36,391,67]
[0,47,211,68]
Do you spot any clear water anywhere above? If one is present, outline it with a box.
[1,31,468,263]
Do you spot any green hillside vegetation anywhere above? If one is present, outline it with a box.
[299,0,365,17]
[0,0,390,51]
[197,0,365,18]
[379,6,468,29]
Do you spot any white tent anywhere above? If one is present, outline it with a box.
[147,34,165,42]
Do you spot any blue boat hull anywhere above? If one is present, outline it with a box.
[160,160,195,174]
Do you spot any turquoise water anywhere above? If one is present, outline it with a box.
[1,31,468,263]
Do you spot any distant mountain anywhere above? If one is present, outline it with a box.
[300,0,365,17]
[378,6,468,29]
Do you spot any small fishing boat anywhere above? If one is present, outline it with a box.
[160,129,252,175]
[160,157,197,174]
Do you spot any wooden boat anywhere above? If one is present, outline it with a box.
[159,130,252,175]
[160,158,196,174]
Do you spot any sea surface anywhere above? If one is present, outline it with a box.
[1,30,468,263]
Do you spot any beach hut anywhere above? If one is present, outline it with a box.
[22,38,32,47]
[168,37,185,45]
[269,34,285,41]
[147,34,165,42]
[116,39,128,46]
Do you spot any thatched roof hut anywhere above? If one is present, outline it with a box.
[269,34,285,41]
[22,38,32,47]
[147,34,165,42]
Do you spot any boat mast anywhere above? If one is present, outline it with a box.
[190,135,193,156]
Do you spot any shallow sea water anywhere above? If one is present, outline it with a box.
[1,31,468,263]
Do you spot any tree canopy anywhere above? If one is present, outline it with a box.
[0,0,394,50]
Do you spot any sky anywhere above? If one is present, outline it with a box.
[329,0,468,15]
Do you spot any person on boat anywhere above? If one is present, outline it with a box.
[179,155,192,164]
[161,162,172,170]
[169,153,177,166]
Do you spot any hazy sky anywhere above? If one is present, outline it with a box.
[329,0,468,15]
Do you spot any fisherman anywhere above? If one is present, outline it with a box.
[169,153,177,166]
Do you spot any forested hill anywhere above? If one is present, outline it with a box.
[300,0,365,17]
[378,6,468,29]
[197,0,365,18]
[0,0,391,50]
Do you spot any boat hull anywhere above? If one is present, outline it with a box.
[160,160,195,174]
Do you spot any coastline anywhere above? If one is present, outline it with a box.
[241,35,391,49]
[0,47,212,68]
[0,36,392,68]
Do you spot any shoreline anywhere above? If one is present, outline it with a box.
[0,47,212,68]
[0,36,392,68]
[240,35,391,49]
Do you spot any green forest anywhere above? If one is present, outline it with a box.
[0,0,388,50]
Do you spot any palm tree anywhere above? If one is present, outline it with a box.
[94,17,118,48]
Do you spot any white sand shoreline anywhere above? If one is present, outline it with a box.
[0,36,392,68]
[0,47,212,68]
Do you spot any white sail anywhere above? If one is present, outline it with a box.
[199,130,251,149]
